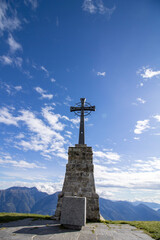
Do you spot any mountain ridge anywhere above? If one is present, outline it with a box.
[1,187,160,221]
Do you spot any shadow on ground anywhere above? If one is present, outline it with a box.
[14,224,78,235]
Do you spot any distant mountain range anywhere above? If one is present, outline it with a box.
[1,187,160,221]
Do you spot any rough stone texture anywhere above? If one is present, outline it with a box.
[60,196,86,229]
[0,219,154,240]
[54,144,100,221]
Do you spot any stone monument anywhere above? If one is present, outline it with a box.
[54,98,100,221]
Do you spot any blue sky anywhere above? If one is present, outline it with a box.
[0,0,160,203]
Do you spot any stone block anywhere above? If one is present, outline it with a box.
[60,196,86,229]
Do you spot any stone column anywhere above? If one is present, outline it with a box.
[54,144,100,221]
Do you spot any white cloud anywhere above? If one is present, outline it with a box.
[134,119,150,134]
[65,131,72,135]
[18,109,67,159]
[0,55,22,67]
[70,117,80,126]
[64,95,73,106]
[14,85,22,91]
[136,98,146,104]
[0,82,22,95]
[0,106,68,160]
[1,159,45,169]
[24,0,38,9]
[82,0,115,16]
[0,153,45,169]
[42,106,65,131]
[0,181,63,195]
[64,130,72,139]
[7,34,22,53]
[61,115,80,126]
[97,71,106,76]
[0,1,21,34]
[0,55,12,65]
[94,150,120,162]
[95,166,160,201]
[153,115,160,122]
[0,107,18,126]
[94,157,160,193]
[51,78,56,82]
[14,57,23,67]
[0,106,69,160]
[134,137,140,140]
[35,87,53,100]
[16,133,25,139]
[138,67,160,79]
[41,65,49,76]
[65,96,72,102]
[82,0,97,14]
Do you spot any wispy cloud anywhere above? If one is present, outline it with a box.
[64,95,72,106]
[94,150,120,163]
[134,119,150,134]
[153,115,160,122]
[136,97,146,104]
[51,78,56,82]
[35,87,53,100]
[0,107,18,126]
[134,137,140,140]
[64,130,72,139]
[0,55,23,67]
[42,106,65,131]
[7,34,22,53]
[14,86,22,91]
[41,65,49,76]
[0,106,68,160]
[14,57,23,67]
[0,181,63,195]
[82,0,115,16]
[62,115,80,127]
[0,82,22,95]
[0,0,21,34]
[94,158,160,200]
[97,71,106,76]
[0,55,12,65]
[82,0,97,14]
[138,66,160,79]
[24,0,38,9]
[0,158,45,169]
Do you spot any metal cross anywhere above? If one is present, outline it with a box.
[70,98,95,145]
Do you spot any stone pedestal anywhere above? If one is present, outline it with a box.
[60,196,86,229]
[54,144,100,221]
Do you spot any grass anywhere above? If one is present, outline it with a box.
[101,220,160,240]
[0,213,52,224]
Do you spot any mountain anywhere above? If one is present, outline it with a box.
[100,198,160,221]
[1,187,160,221]
[31,191,59,215]
[0,187,47,213]
[132,201,160,210]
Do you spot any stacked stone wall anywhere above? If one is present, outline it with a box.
[54,144,100,221]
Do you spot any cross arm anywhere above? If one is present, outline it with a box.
[70,106,96,112]
[70,106,81,112]
[84,106,95,111]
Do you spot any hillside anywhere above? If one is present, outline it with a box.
[1,187,160,221]
[100,198,160,221]
[0,187,48,213]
